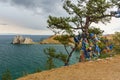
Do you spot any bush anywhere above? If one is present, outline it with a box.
[35,68,42,73]
[44,47,67,69]
[99,53,112,59]
[113,32,120,54]
[46,57,56,70]
[2,69,12,80]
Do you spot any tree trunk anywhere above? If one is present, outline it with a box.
[84,17,90,34]
[64,46,77,66]
[82,16,91,40]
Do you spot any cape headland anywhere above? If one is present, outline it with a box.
[39,35,74,46]
[39,35,61,44]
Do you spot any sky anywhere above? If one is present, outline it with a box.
[0,0,120,35]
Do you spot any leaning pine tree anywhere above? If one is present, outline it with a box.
[47,0,120,66]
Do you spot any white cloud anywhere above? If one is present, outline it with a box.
[91,17,120,34]
[0,0,120,35]
[0,24,54,35]
[0,19,53,35]
[0,0,66,31]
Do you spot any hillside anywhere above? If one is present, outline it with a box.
[40,35,74,44]
[104,34,114,40]
[18,55,120,80]
[40,35,61,44]
[40,34,114,44]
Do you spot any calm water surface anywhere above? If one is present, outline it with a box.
[0,35,79,79]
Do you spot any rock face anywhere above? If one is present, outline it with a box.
[24,37,34,44]
[12,35,34,44]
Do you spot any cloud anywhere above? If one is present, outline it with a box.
[0,19,53,35]
[0,0,38,9]
[0,0,64,14]
[0,0,67,31]
[0,0,8,2]
[3,0,120,35]
[0,23,8,25]
[91,17,120,34]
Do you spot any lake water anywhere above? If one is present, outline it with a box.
[0,35,79,79]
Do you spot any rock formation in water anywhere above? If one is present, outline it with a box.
[12,35,34,44]
[24,37,34,44]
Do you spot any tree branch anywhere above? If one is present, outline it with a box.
[64,45,70,55]
[90,14,113,22]
[65,45,77,66]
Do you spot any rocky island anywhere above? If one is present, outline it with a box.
[12,35,35,44]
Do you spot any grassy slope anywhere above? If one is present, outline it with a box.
[40,35,61,44]
[18,55,120,80]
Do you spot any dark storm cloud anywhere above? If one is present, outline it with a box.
[0,0,67,31]
[0,0,62,13]
[40,0,60,13]
[0,0,8,2]
[11,0,36,8]
[0,0,38,8]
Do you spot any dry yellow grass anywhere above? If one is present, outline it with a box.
[40,35,61,44]
[104,34,114,40]
[18,55,120,80]
[40,35,74,44]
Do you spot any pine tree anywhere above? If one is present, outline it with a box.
[2,69,12,80]
[47,0,120,65]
